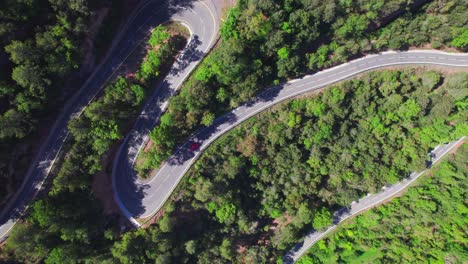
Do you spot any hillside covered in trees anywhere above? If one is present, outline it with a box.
[1,25,187,263]
[1,0,467,262]
[298,143,468,263]
[0,0,122,204]
[138,0,468,174]
[110,69,467,263]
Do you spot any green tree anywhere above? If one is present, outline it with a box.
[201,111,215,126]
[295,202,313,226]
[149,26,170,47]
[184,240,197,255]
[313,208,333,230]
[277,47,290,59]
[0,109,33,139]
[451,28,468,49]
[219,239,234,260]
[11,64,50,89]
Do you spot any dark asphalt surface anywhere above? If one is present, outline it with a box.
[283,137,466,263]
[1,0,466,246]
[113,51,468,224]
[112,0,220,226]
[0,0,220,240]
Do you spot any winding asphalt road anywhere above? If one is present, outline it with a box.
[1,0,467,247]
[114,50,468,225]
[283,137,466,263]
[112,0,221,226]
[0,0,222,241]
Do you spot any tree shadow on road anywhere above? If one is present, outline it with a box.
[105,0,204,222]
[169,35,204,76]
[282,206,352,263]
[166,112,238,166]
[164,81,289,168]
[246,84,284,107]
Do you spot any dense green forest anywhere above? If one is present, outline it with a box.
[111,69,467,263]
[0,0,119,204]
[1,25,186,263]
[298,143,468,264]
[138,0,468,174]
[2,0,467,262]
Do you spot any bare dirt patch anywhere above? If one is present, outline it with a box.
[92,144,120,215]
[257,212,293,247]
[81,8,110,75]
[140,209,165,228]
[143,139,154,153]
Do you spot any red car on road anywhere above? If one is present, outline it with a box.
[189,142,199,151]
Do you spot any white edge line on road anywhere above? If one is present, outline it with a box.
[0,3,158,226]
[289,136,465,262]
[112,0,220,223]
[0,133,70,239]
[137,56,468,219]
[112,20,196,228]
[134,2,219,186]
[0,3,175,237]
